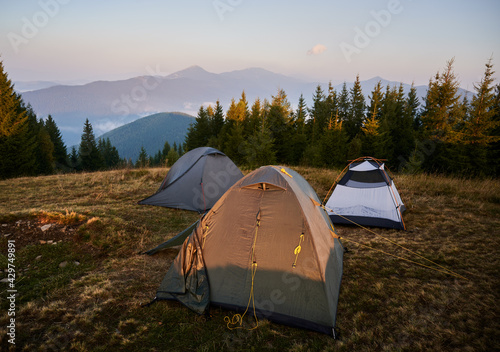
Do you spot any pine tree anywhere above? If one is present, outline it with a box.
[69,146,79,170]
[462,58,499,175]
[79,119,103,171]
[337,82,350,125]
[136,146,148,168]
[346,74,366,141]
[289,94,308,164]
[98,137,120,169]
[420,58,464,173]
[235,91,250,123]
[161,141,171,165]
[324,82,339,126]
[421,58,463,143]
[184,106,211,151]
[166,148,179,167]
[36,125,55,174]
[44,114,68,170]
[307,85,327,143]
[361,114,381,157]
[397,83,420,170]
[392,84,415,168]
[248,98,263,134]
[320,116,348,167]
[0,59,36,179]
[223,121,245,165]
[267,89,293,163]
[25,106,45,174]
[488,84,500,176]
[210,100,225,140]
[242,125,276,168]
[362,81,384,157]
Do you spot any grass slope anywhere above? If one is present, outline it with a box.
[99,112,195,161]
[0,168,498,351]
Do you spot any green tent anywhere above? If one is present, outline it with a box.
[153,166,344,336]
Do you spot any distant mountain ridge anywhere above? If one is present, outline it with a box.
[17,66,473,147]
[98,112,194,161]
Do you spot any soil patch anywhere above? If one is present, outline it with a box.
[0,218,84,249]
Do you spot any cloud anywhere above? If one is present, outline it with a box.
[95,121,126,134]
[307,44,327,55]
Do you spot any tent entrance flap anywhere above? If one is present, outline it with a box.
[143,219,201,255]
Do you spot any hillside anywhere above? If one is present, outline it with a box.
[98,112,195,161]
[0,167,498,351]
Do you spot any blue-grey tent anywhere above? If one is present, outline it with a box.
[139,147,243,213]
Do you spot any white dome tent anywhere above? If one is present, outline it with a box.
[324,157,406,230]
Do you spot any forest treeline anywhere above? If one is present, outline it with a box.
[184,58,500,176]
[1,58,499,179]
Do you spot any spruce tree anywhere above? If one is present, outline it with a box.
[320,116,348,167]
[392,84,415,168]
[398,84,420,171]
[420,59,464,173]
[136,146,148,168]
[69,146,79,170]
[0,59,36,179]
[36,125,55,174]
[462,58,499,175]
[161,141,171,165]
[346,74,366,141]
[223,121,245,165]
[235,91,250,123]
[267,89,293,163]
[98,137,120,169]
[421,59,463,143]
[242,125,276,168]
[289,94,308,164]
[337,82,350,126]
[362,81,384,157]
[166,148,179,167]
[307,85,327,143]
[324,82,339,127]
[488,84,500,176]
[184,106,211,151]
[210,100,225,140]
[79,119,103,171]
[248,98,263,134]
[44,114,68,170]
[25,106,44,174]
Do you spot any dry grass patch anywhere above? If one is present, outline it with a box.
[0,168,498,351]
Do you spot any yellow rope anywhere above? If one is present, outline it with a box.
[323,205,467,280]
[224,218,260,330]
[224,262,259,330]
[292,233,304,268]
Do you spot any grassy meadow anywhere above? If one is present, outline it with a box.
[0,167,499,351]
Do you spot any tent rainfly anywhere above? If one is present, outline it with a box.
[138,147,243,213]
[151,166,344,337]
[325,157,406,230]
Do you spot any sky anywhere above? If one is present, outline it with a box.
[1,0,499,90]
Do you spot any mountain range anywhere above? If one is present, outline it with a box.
[17,66,474,149]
